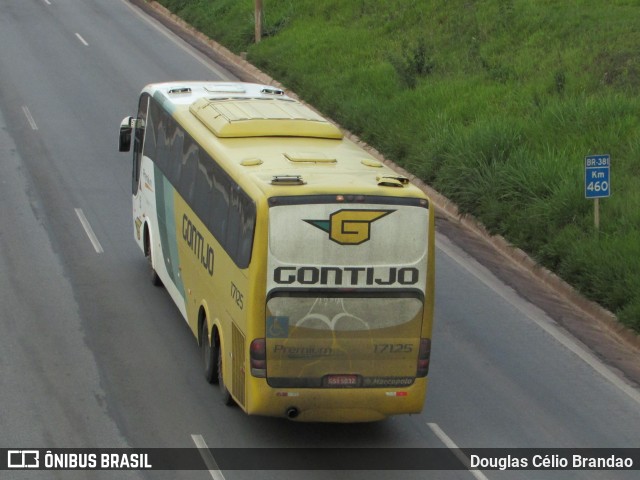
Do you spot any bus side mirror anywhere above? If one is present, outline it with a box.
[119,116,133,152]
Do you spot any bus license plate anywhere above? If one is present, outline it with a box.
[324,374,359,387]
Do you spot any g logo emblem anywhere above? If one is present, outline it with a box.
[305,209,394,245]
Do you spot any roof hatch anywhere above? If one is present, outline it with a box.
[376,174,410,187]
[189,98,343,139]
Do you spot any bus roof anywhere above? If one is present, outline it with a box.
[143,82,427,199]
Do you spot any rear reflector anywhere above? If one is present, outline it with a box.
[250,338,266,377]
[276,392,299,397]
[385,391,409,397]
[417,338,431,377]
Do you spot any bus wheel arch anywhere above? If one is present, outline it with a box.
[143,223,162,287]
[215,326,235,406]
[200,309,218,384]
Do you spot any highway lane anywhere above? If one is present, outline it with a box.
[0,1,639,479]
[0,0,236,478]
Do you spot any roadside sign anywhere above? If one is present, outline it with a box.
[585,154,610,199]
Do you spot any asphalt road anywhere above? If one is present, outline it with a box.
[0,1,639,479]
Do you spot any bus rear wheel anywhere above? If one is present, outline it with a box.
[217,342,235,406]
[201,321,218,384]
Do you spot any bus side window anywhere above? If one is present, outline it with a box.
[224,187,256,268]
[209,161,230,243]
[237,195,256,268]
[155,119,170,178]
[179,138,198,205]
[225,186,242,261]
[168,121,183,184]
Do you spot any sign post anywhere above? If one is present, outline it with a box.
[255,0,263,43]
[584,154,611,231]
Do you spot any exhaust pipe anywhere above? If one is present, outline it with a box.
[286,407,299,419]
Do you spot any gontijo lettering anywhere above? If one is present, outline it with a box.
[273,266,419,286]
[182,214,214,276]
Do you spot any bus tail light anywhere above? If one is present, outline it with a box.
[250,338,266,377]
[416,338,431,377]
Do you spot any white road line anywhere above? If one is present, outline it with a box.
[427,423,490,480]
[74,208,104,253]
[22,106,38,130]
[120,0,232,80]
[75,33,89,46]
[191,434,226,480]
[42,0,52,5]
[436,232,640,406]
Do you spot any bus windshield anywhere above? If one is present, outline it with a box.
[265,292,424,388]
[267,292,423,331]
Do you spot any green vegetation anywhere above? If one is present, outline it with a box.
[156,0,640,333]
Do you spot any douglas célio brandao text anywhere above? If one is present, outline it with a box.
[470,453,634,470]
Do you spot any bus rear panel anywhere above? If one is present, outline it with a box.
[247,196,432,421]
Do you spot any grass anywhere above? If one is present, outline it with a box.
[156,0,640,333]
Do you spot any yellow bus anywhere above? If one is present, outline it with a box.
[118,82,435,422]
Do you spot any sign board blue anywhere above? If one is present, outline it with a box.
[584,154,610,199]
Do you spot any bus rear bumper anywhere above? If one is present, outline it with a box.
[245,378,428,423]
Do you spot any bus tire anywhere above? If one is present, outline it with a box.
[149,257,162,286]
[201,321,218,384]
[217,341,235,406]
[145,230,162,287]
